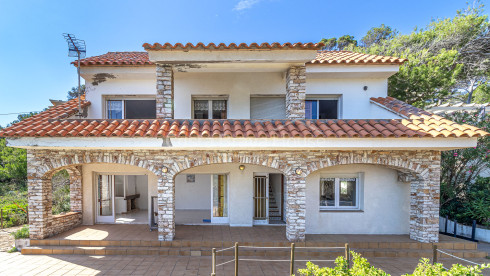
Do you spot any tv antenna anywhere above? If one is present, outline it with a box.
[63,33,86,117]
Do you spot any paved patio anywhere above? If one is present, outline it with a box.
[1,252,488,276]
[46,224,470,244]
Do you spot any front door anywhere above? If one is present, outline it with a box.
[95,174,115,223]
[211,174,229,224]
[253,174,269,224]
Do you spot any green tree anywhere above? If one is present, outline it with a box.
[360,24,397,47]
[342,2,489,107]
[319,35,357,50]
[67,84,85,100]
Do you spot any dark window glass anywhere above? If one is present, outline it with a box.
[125,100,156,119]
[194,100,209,119]
[318,100,338,119]
[212,100,227,119]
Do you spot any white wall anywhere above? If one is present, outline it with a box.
[175,174,211,210]
[85,77,156,119]
[306,78,400,119]
[306,164,410,234]
[174,72,285,119]
[135,175,148,210]
[81,163,157,225]
[177,164,282,226]
[80,66,400,120]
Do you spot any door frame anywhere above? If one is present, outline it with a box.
[253,173,269,225]
[94,174,116,224]
[210,174,230,224]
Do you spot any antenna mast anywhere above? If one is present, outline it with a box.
[63,33,86,117]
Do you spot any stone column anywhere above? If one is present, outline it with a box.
[409,172,440,243]
[156,64,174,119]
[68,166,83,213]
[28,177,52,239]
[157,174,175,241]
[286,65,306,120]
[285,171,306,241]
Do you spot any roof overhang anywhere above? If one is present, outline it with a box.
[6,136,477,151]
[147,49,319,64]
[306,64,400,79]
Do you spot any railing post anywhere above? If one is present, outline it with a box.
[235,242,238,276]
[290,243,295,276]
[453,221,457,237]
[471,220,476,241]
[345,243,350,269]
[444,215,448,234]
[1,209,3,229]
[211,248,216,276]
[432,244,438,265]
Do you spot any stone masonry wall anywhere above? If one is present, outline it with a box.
[286,66,306,120]
[156,64,174,119]
[27,155,83,240]
[50,212,82,237]
[26,149,440,243]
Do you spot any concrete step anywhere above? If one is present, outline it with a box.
[29,239,479,251]
[21,245,487,258]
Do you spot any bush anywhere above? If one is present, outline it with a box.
[0,191,28,228]
[297,253,490,276]
[51,170,70,215]
[405,258,490,276]
[11,225,29,239]
[297,252,389,275]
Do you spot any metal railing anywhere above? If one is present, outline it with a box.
[211,242,350,276]
[432,244,484,269]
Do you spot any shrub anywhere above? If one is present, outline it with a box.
[11,225,29,239]
[404,258,490,276]
[297,252,389,275]
[7,247,17,253]
[297,253,490,276]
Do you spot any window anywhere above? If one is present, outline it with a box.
[106,98,156,119]
[250,96,286,119]
[305,98,339,119]
[193,98,227,119]
[320,176,360,210]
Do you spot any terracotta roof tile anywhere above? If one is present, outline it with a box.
[310,51,407,65]
[75,50,407,67]
[73,52,153,67]
[142,42,324,51]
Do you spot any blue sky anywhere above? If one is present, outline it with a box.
[0,0,488,126]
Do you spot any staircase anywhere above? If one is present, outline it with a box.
[268,185,283,223]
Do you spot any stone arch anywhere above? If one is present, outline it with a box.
[304,152,428,180]
[302,151,441,243]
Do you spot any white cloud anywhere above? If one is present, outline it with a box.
[233,0,261,11]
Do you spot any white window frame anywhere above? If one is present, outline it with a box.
[103,95,156,119]
[305,95,342,119]
[191,95,229,119]
[319,173,362,211]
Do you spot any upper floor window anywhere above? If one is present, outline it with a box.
[106,97,156,119]
[320,175,361,211]
[193,98,227,119]
[250,95,286,119]
[305,97,340,119]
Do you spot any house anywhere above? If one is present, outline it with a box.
[0,42,487,244]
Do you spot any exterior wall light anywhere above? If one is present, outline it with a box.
[239,165,246,171]
[295,168,303,175]
[363,86,368,91]
[162,166,168,173]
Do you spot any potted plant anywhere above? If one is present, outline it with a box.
[11,225,30,251]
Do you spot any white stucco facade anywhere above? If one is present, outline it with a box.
[80,64,403,120]
[306,164,410,234]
